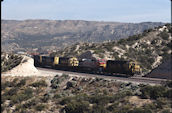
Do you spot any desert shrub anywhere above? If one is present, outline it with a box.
[40,93,50,103]
[107,103,132,113]
[34,104,46,111]
[143,29,153,33]
[22,99,36,109]
[151,40,157,45]
[60,97,73,105]
[159,31,169,40]
[105,44,113,51]
[155,98,168,109]
[161,41,167,46]
[140,43,148,49]
[91,104,108,113]
[51,78,61,89]
[128,107,152,113]
[119,104,133,113]
[53,94,61,99]
[4,87,18,96]
[1,96,6,104]
[64,101,89,113]
[118,39,127,44]
[15,104,28,113]
[167,41,172,48]
[165,89,172,98]
[161,52,170,62]
[1,81,17,89]
[161,109,171,113]
[24,87,33,96]
[147,58,155,64]
[162,47,170,53]
[51,81,60,89]
[109,90,133,103]
[112,52,119,59]
[103,89,108,95]
[143,103,156,110]
[30,80,47,87]
[89,94,110,105]
[119,90,133,97]
[137,55,152,69]
[1,83,6,90]
[16,79,26,87]
[11,94,31,105]
[107,102,119,111]
[61,74,69,78]
[10,95,20,105]
[66,81,76,89]
[145,49,153,55]
[127,35,140,42]
[10,87,33,105]
[12,78,19,83]
[1,105,4,112]
[95,77,103,82]
[73,94,90,102]
[88,90,132,106]
[140,85,167,99]
[51,74,69,89]
[93,49,105,54]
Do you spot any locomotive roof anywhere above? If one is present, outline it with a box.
[107,60,129,63]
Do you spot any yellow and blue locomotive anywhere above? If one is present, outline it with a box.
[33,55,141,77]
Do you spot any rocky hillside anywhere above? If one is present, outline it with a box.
[1,75,172,113]
[1,52,23,72]
[145,57,172,79]
[51,24,171,74]
[1,20,164,52]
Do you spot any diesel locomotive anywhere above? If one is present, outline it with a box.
[33,55,142,77]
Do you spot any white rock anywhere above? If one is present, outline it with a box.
[2,56,40,76]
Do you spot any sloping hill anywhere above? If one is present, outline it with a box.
[51,24,171,74]
[1,20,164,52]
[145,58,172,79]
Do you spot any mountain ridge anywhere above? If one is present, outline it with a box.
[1,19,164,52]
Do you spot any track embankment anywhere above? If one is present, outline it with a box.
[37,67,167,85]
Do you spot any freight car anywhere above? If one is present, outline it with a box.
[33,55,141,77]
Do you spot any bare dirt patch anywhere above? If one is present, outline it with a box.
[129,96,152,107]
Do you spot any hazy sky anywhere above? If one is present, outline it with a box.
[1,0,171,23]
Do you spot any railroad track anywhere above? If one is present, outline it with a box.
[37,67,167,85]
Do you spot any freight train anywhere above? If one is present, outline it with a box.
[33,55,142,77]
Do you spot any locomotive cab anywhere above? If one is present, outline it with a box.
[129,62,142,75]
